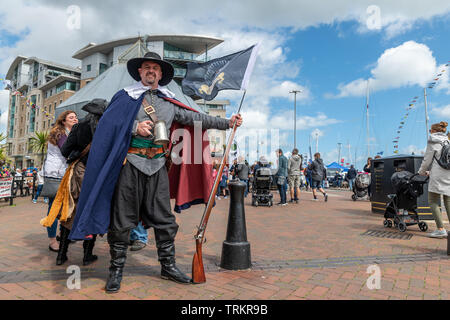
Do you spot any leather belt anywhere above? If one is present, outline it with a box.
[127,147,164,159]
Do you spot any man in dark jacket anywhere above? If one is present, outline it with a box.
[275,149,288,205]
[308,152,328,201]
[346,165,357,191]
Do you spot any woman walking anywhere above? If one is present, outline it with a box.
[42,111,78,252]
[419,121,450,238]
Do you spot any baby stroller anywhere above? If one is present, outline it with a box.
[351,173,370,201]
[252,167,273,207]
[383,171,429,232]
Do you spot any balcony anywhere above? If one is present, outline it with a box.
[173,67,186,78]
[163,50,206,63]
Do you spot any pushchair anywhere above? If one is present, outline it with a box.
[251,167,273,207]
[383,171,429,232]
[351,173,370,201]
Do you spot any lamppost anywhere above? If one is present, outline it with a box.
[337,142,342,164]
[289,90,302,149]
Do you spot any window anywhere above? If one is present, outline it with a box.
[86,64,91,72]
[66,81,76,91]
[99,63,108,75]
[56,82,65,94]
[28,138,33,153]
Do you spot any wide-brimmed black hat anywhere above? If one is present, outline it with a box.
[127,52,174,86]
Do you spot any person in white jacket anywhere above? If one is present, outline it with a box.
[418,121,450,238]
[43,110,78,251]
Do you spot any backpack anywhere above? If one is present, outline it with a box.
[434,140,450,170]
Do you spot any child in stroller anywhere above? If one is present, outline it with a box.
[252,166,274,207]
[383,171,429,232]
[351,173,370,201]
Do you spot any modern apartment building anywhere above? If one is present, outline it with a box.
[58,34,230,157]
[5,56,81,168]
[71,34,222,88]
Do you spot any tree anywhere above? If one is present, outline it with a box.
[29,131,49,165]
[0,132,7,162]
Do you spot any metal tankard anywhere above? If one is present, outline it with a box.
[154,120,169,145]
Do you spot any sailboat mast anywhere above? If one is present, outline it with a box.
[366,79,370,158]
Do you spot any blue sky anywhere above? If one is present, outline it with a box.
[1,1,450,169]
[276,17,450,168]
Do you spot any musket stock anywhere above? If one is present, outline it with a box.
[192,238,206,284]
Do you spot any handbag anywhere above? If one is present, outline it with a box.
[39,144,90,198]
[40,176,62,198]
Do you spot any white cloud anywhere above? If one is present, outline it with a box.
[1,1,450,73]
[431,104,450,118]
[333,41,438,97]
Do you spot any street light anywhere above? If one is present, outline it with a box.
[289,90,302,149]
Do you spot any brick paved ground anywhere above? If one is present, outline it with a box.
[0,188,449,300]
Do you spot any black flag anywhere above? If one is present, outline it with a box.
[182,44,260,101]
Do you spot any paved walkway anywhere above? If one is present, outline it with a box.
[0,189,449,300]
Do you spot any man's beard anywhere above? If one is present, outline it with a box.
[143,73,157,86]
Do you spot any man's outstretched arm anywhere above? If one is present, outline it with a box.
[174,107,242,130]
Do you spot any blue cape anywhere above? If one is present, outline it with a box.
[69,90,142,240]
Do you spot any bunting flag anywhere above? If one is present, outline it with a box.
[392,60,449,155]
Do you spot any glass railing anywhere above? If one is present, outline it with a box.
[173,67,186,77]
[164,50,205,62]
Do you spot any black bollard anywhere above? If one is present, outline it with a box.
[447,233,450,256]
[220,180,251,270]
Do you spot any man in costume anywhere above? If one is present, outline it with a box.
[68,52,242,293]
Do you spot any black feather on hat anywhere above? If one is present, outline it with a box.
[127,52,174,86]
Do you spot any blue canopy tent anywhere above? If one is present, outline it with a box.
[326,162,349,172]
